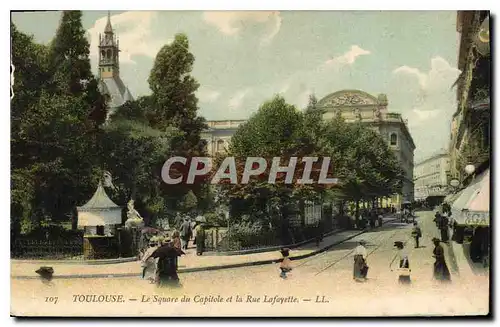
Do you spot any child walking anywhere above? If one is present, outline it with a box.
[279,248,292,279]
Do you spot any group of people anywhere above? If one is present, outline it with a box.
[178,218,206,256]
[141,237,184,287]
[139,215,207,287]
[352,221,451,284]
[356,210,384,230]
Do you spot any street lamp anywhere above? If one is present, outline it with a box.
[465,164,476,175]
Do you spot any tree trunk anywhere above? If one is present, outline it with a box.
[71,207,78,230]
[355,200,360,228]
[279,198,291,245]
[299,199,305,229]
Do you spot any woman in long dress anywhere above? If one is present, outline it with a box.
[432,238,451,282]
[391,241,411,284]
[195,223,206,256]
[141,241,159,284]
[353,240,368,281]
[152,239,184,287]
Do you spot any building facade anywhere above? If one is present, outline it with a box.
[449,11,490,181]
[201,120,246,156]
[318,90,416,206]
[414,152,450,201]
[97,12,133,119]
[447,11,490,264]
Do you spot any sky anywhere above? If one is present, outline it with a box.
[11,10,461,161]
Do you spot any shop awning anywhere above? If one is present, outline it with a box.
[444,190,464,205]
[451,169,490,226]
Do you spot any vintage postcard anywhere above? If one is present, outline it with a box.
[10,10,490,317]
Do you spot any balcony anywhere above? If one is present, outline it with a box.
[384,113,408,126]
[205,120,246,130]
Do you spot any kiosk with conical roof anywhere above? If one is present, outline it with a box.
[77,182,122,259]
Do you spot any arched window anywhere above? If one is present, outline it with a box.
[390,133,398,146]
[100,50,105,59]
[106,49,112,60]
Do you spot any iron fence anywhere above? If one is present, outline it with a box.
[11,239,84,260]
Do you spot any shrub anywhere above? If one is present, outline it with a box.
[204,212,226,227]
[218,221,280,251]
[21,224,83,241]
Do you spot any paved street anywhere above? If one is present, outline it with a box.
[11,211,489,317]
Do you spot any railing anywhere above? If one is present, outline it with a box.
[206,120,246,129]
[11,239,84,260]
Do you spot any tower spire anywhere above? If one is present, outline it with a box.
[104,11,113,33]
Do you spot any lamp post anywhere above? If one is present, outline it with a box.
[464,164,476,175]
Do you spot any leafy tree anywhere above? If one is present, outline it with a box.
[103,102,181,225]
[147,33,206,152]
[11,12,108,231]
[178,190,198,213]
[320,118,403,224]
[48,10,107,127]
[144,33,208,210]
[219,95,326,244]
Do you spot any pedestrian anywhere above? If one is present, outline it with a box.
[152,238,184,287]
[179,219,192,250]
[369,211,376,229]
[434,211,442,228]
[411,222,422,248]
[279,248,292,279]
[432,237,451,282]
[378,213,383,227]
[171,230,182,266]
[187,218,193,244]
[174,213,183,230]
[391,241,411,284]
[194,222,206,256]
[353,240,368,281]
[192,221,198,246]
[315,219,324,246]
[141,241,159,284]
[440,214,449,242]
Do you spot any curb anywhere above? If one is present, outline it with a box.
[10,257,138,265]
[204,214,398,256]
[203,228,343,256]
[11,218,398,280]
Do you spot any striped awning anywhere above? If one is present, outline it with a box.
[451,169,490,226]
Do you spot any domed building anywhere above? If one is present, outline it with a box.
[317,89,416,208]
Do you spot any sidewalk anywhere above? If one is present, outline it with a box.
[11,216,397,279]
[447,233,489,278]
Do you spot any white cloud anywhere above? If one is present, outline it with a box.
[393,56,460,92]
[325,45,371,66]
[411,109,441,122]
[297,89,313,109]
[393,66,428,89]
[197,87,221,103]
[202,11,282,45]
[87,11,165,65]
[228,88,252,110]
[391,56,460,160]
[278,81,291,94]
